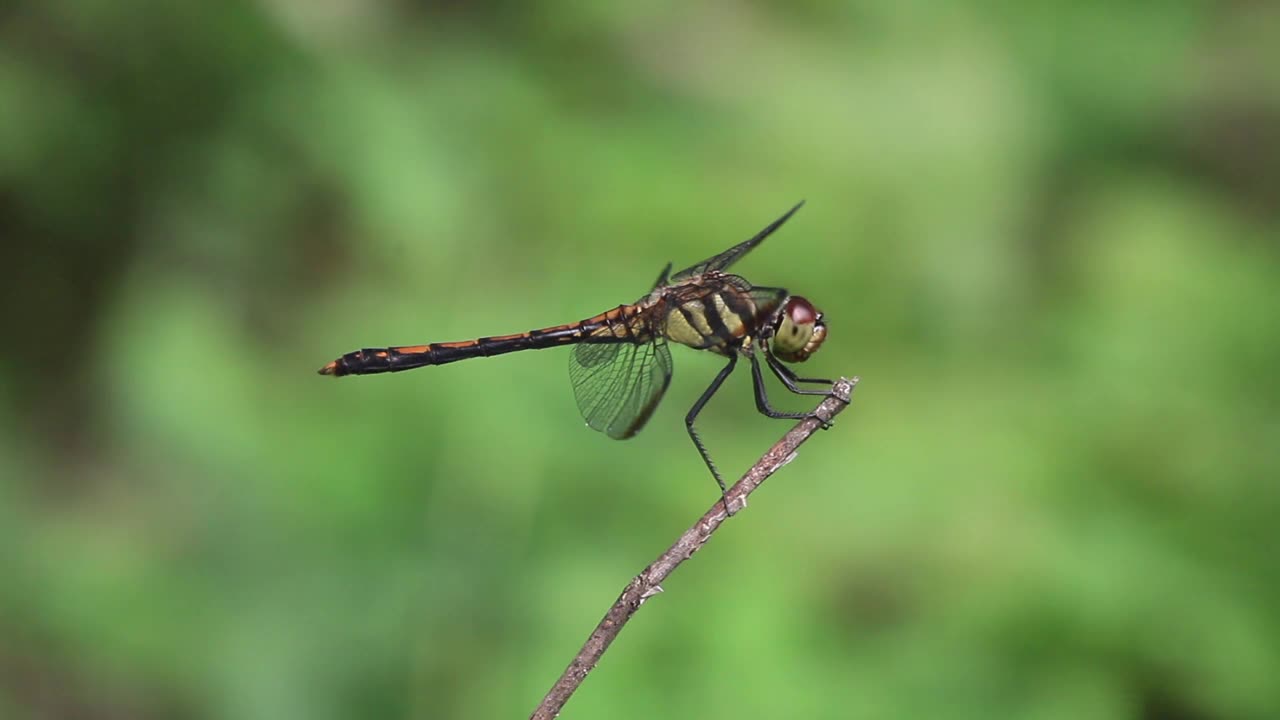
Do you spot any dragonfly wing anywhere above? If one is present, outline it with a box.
[670,201,805,281]
[570,338,674,440]
[651,262,673,290]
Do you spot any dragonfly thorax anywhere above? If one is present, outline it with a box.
[770,296,827,363]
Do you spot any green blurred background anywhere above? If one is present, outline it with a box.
[2,1,1278,718]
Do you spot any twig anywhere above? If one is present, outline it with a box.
[529,376,860,719]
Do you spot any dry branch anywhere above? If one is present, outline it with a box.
[529,376,860,719]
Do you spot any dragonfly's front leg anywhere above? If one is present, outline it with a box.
[750,349,837,429]
[762,343,835,395]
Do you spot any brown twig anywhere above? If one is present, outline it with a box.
[529,376,860,720]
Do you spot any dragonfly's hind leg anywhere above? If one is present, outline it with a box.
[686,354,739,514]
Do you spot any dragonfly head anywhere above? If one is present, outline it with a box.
[770,296,827,363]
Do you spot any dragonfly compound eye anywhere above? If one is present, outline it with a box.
[772,296,827,363]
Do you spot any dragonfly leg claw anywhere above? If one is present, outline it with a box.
[808,411,834,430]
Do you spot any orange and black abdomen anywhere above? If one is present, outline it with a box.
[317,305,649,377]
[318,330,577,376]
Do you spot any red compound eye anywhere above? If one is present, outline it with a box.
[786,296,818,326]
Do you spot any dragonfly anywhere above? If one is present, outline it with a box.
[319,202,835,508]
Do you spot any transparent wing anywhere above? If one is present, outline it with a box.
[570,338,674,440]
[670,201,805,282]
[650,262,673,292]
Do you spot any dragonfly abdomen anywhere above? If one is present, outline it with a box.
[318,305,648,376]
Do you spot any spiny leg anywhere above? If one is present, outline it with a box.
[762,343,836,395]
[750,350,834,430]
[769,360,835,393]
[686,354,738,513]
[749,350,818,419]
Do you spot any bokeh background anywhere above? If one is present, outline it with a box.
[2,1,1278,718]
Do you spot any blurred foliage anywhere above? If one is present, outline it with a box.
[2,1,1279,718]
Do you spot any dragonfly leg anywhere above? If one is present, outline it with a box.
[749,351,819,419]
[750,351,834,430]
[686,354,739,514]
[762,344,836,395]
